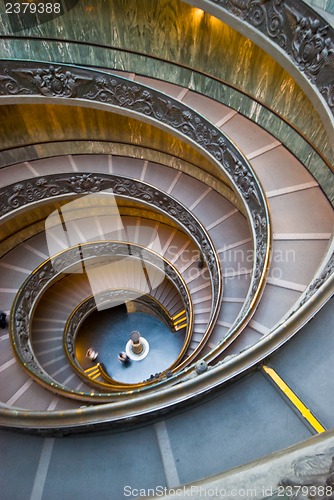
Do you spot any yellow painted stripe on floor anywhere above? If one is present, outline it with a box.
[262,365,325,434]
[84,365,99,373]
[175,322,187,331]
[174,316,187,326]
[172,310,186,321]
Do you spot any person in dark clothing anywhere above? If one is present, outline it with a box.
[0,311,7,329]
[197,253,204,269]
[85,347,98,360]
[118,352,130,364]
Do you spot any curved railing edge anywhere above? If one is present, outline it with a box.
[183,0,334,130]
[0,60,282,364]
[10,241,195,398]
[0,269,332,433]
[63,288,192,391]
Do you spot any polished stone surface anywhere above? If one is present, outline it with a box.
[0,0,332,169]
[0,103,214,175]
[44,426,167,500]
[270,297,334,430]
[164,371,312,485]
[2,299,334,498]
[76,306,185,383]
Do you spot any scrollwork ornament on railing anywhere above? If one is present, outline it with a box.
[231,155,261,207]
[0,68,31,95]
[212,0,287,47]
[111,176,157,204]
[0,172,221,300]
[85,76,155,114]
[212,0,251,20]
[5,178,65,213]
[291,16,334,82]
[250,209,268,294]
[246,2,265,27]
[248,0,286,48]
[12,65,92,98]
[83,78,234,172]
[299,252,334,307]
[320,83,334,112]
[208,0,334,113]
[68,174,103,193]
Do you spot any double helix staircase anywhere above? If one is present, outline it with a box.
[0,131,332,412]
[0,0,333,497]
[0,154,248,407]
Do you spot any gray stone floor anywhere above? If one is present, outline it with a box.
[77,307,185,383]
[270,296,334,430]
[1,298,333,499]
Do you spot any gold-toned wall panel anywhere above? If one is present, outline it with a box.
[0,0,331,161]
[0,103,216,174]
[0,200,183,257]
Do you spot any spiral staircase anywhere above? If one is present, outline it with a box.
[0,1,333,499]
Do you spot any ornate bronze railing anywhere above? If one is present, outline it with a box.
[11,241,194,399]
[0,61,274,422]
[1,251,332,434]
[0,60,271,366]
[185,0,334,118]
[63,285,190,391]
[1,170,223,361]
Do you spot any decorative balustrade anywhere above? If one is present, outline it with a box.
[0,60,272,368]
[11,241,194,397]
[1,170,223,360]
[0,61,270,297]
[0,2,332,431]
[189,0,334,117]
[0,58,279,424]
[63,284,191,391]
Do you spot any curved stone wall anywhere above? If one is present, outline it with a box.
[0,0,332,164]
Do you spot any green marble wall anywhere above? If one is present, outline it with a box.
[1,89,249,204]
[0,0,332,165]
[0,138,241,209]
[0,103,228,180]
